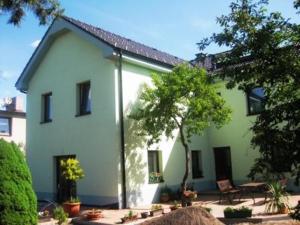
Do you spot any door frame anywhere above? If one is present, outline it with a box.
[213,146,233,182]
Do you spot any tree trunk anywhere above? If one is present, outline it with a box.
[179,126,191,207]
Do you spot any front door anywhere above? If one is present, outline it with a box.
[213,147,232,181]
[55,155,76,203]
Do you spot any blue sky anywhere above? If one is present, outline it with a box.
[0,0,299,109]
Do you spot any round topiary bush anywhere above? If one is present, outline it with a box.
[0,139,37,225]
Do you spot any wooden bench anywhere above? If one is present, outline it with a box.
[217,179,240,204]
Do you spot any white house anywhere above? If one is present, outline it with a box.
[16,16,263,208]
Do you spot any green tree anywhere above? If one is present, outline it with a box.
[0,0,63,26]
[198,0,300,182]
[0,139,37,225]
[130,63,231,192]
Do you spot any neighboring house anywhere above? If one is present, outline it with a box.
[0,96,26,150]
[16,16,265,208]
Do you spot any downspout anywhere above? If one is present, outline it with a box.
[117,49,127,208]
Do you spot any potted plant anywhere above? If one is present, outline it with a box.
[86,209,103,221]
[182,190,197,207]
[150,204,163,216]
[61,158,84,217]
[160,185,172,203]
[224,206,252,218]
[53,206,68,225]
[141,211,149,219]
[265,181,289,214]
[121,210,138,223]
[170,201,181,211]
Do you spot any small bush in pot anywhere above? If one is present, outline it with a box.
[150,204,163,216]
[53,206,68,225]
[265,181,289,214]
[121,210,138,223]
[224,206,252,218]
[61,158,84,217]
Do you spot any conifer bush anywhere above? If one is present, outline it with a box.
[0,139,37,225]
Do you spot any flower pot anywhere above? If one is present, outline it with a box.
[150,209,163,217]
[279,206,289,214]
[160,193,170,203]
[86,210,103,220]
[170,206,179,211]
[121,215,138,223]
[63,202,81,217]
[141,212,148,218]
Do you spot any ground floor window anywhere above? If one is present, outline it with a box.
[192,150,203,179]
[0,117,11,136]
[148,150,163,183]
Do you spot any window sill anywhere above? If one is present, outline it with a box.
[0,133,12,137]
[75,112,91,117]
[40,120,52,124]
[149,180,164,184]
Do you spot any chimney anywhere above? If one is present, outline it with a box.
[5,96,24,112]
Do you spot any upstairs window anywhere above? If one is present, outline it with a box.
[192,150,203,179]
[42,93,52,123]
[0,117,11,135]
[148,150,163,183]
[78,81,91,116]
[246,87,266,115]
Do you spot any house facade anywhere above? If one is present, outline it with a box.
[16,16,263,208]
[0,96,26,150]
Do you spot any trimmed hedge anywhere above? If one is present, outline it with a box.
[0,139,37,225]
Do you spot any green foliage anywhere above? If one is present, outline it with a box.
[290,201,300,220]
[60,158,84,182]
[130,63,231,189]
[149,172,164,184]
[151,204,162,211]
[199,0,300,183]
[0,139,37,225]
[60,158,84,200]
[53,206,68,225]
[265,181,289,213]
[66,197,80,203]
[224,206,252,218]
[0,0,63,26]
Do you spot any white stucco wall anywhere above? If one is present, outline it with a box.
[121,61,214,207]
[26,31,120,205]
[0,116,26,150]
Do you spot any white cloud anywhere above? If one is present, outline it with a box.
[30,39,41,48]
[0,70,13,80]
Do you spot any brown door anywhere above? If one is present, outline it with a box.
[213,147,232,181]
[55,155,76,203]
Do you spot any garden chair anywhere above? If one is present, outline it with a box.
[217,179,240,204]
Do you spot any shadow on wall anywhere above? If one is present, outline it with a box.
[123,87,147,206]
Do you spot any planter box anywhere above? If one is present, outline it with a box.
[150,209,163,217]
[218,218,262,225]
[121,215,138,224]
[141,212,149,218]
[224,210,252,218]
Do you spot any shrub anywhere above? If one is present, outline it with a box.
[0,139,37,225]
[224,206,252,218]
[53,206,68,225]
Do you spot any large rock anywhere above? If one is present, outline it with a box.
[141,206,224,225]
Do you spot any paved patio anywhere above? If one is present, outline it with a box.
[39,193,300,225]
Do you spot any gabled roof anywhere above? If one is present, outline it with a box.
[62,16,185,67]
[16,16,185,92]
